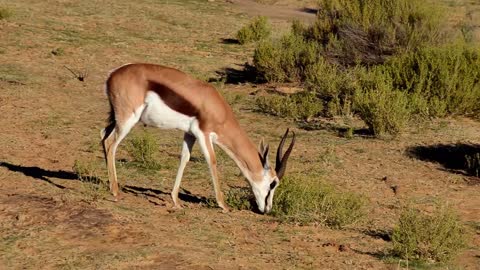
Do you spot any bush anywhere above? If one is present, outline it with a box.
[0,7,12,20]
[225,187,255,211]
[249,0,478,137]
[354,70,411,136]
[256,91,323,121]
[237,16,271,44]
[272,176,365,228]
[126,131,161,170]
[253,33,321,82]
[306,0,445,65]
[392,205,467,263]
[384,44,480,117]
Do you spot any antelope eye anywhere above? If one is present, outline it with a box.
[270,181,277,190]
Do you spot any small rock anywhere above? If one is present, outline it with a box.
[338,244,350,252]
[390,185,399,195]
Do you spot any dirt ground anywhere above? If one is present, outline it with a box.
[0,0,479,269]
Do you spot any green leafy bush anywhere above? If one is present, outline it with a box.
[253,33,320,82]
[384,44,480,117]
[237,16,271,44]
[250,0,479,137]
[256,91,323,121]
[126,131,161,170]
[272,176,365,228]
[225,187,255,210]
[392,205,467,263]
[354,70,411,136]
[0,7,12,20]
[305,0,445,65]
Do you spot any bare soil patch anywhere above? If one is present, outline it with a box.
[227,0,316,22]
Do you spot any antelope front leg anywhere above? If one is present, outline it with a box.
[171,133,196,208]
[199,133,229,212]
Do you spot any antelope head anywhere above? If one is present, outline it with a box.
[253,128,295,214]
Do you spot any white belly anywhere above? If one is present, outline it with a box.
[140,91,195,132]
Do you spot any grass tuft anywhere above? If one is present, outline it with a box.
[73,159,109,201]
[225,187,255,211]
[125,131,161,170]
[0,7,12,20]
[392,204,467,263]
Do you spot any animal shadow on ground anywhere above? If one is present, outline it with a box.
[297,121,373,138]
[220,38,240,44]
[407,143,480,184]
[209,63,259,85]
[299,7,318,15]
[122,185,210,205]
[0,161,210,204]
[0,161,80,189]
[363,229,392,242]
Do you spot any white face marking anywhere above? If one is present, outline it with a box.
[251,172,278,214]
[215,140,278,214]
[141,91,195,132]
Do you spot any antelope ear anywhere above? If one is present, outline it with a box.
[258,138,266,156]
[258,140,270,170]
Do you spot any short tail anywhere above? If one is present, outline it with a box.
[101,102,116,140]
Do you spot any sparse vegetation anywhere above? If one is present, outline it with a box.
[384,44,480,118]
[392,204,467,263]
[354,70,411,137]
[271,176,365,228]
[0,7,12,20]
[125,131,161,170]
[73,159,101,184]
[225,187,255,211]
[73,159,109,201]
[236,16,271,44]
[256,91,323,121]
[251,0,480,137]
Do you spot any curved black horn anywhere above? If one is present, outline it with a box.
[275,128,295,179]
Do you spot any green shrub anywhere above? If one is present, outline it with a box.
[392,205,467,263]
[225,187,255,211]
[253,33,320,82]
[0,7,12,20]
[384,44,480,117]
[126,131,161,170]
[237,16,271,44]
[304,60,357,116]
[354,70,411,136]
[305,0,445,65]
[249,0,478,135]
[272,176,365,228]
[256,91,323,121]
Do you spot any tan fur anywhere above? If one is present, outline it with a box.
[103,63,270,211]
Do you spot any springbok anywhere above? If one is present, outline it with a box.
[101,63,295,213]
